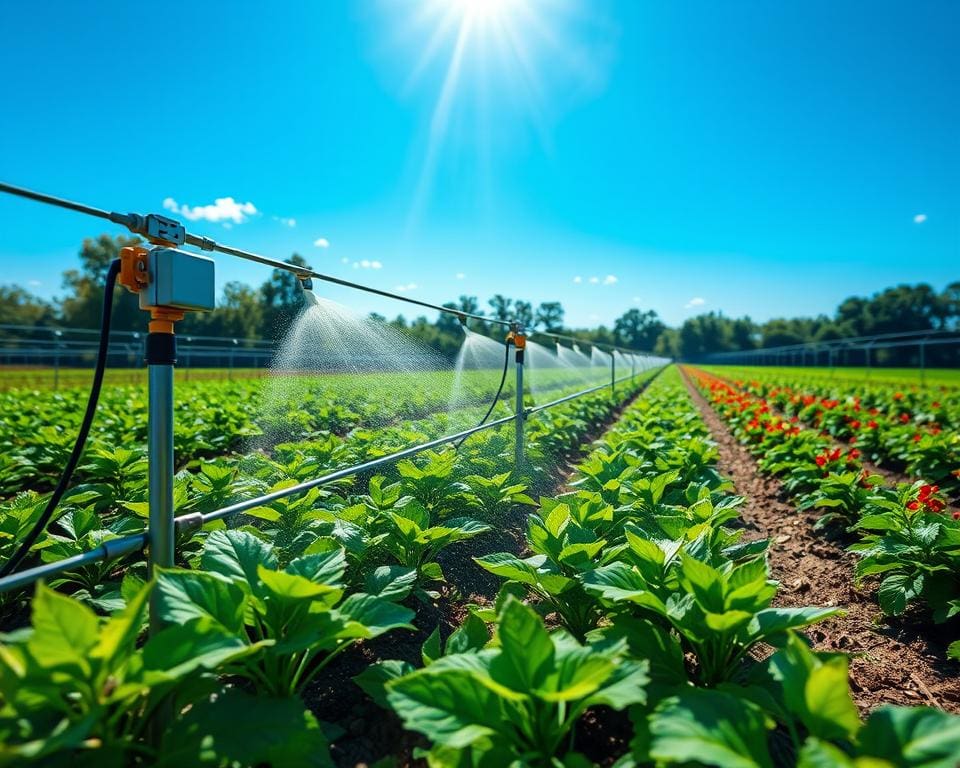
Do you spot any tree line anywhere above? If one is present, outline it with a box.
[1,234,957,365]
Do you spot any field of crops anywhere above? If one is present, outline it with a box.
[1,363,959,767]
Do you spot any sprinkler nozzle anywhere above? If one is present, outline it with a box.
[300,278,320,308]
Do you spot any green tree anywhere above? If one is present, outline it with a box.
[0,286,56,328]
[613,308,665,351]
[60,234,144,331]
[535,301,564,332]
[488,294,512,322]
[514,301,535,329]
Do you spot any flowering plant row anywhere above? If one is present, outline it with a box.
[688,367,960,638]
[703,366,960,495]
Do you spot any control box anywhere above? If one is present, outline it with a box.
[140,248,216,312]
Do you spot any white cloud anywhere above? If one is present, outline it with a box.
[354,260,383,270]
[394,283,418,292]
[913,213,927,224]
[632,296,641,303]
[573,276,583,284]
[340,256,349,264]
[273,216,296,227]
[588,276,600,284]
[163,196,257,224]
[455,272,466,280]
[314,237,330,248]
[28,279,42,288]
[603,274,618,285]
[684,297,706,309]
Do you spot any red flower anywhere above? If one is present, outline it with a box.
[849,449,861,460]
[932,401,941,409]
[815,454,827,467]
[894,392,904,400]
[867,420,879,429]
[907,501,920,511]
[913,434,922,443]
[953,511,960,520]
[849,419,861,429]
[927,499,945,513]
[900,413,911,423]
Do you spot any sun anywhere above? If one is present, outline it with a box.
[374,0,607,228]
[448,0,515,23]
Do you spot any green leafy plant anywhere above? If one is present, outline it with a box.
[585,553,840,686]
[154,529,415,698]
[384,595,649,766]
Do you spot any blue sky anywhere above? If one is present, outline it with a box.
[0,0,957,328]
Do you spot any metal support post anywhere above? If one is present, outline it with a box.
[611,353,616,398]
[514,337,525,469]
[147,332,176,635]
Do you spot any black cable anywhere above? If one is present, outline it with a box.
[0,259,122,577]
[455,339,513,450]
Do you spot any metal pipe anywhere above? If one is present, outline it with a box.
[611,352,616,398]
[525,372,640,415]
[201,412,519,524]
[0,533,147,593]
[148,362,175,636]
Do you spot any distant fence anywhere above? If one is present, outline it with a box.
[0,323,276,388]
[699,328,960,372]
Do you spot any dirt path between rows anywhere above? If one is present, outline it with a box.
[680,367,960,715]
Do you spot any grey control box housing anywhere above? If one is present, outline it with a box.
[141,248,216,312]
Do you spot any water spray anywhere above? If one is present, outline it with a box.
[455,320,516,450]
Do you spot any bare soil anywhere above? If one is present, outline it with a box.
[680,367,960,715]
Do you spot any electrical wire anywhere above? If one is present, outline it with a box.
[0,259,122,577]
[455,339,513,450]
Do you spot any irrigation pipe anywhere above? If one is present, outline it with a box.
[0,181,668,357]
[0,368,664,595]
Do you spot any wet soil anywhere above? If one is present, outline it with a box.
[680,367,960,715]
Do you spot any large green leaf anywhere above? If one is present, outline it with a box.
[858,706,960,767]
[489,596,554,692]
[201,529,276,587]
[142,618,264,679]
[159,687,333,767]
[154,568,246,634]
[28,583,99,670]
[581,562,667,614]
[646,689,774,768]
[387,668,504,749]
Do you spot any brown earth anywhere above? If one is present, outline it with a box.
[680,366,960,715]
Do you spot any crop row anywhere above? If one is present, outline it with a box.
[703,365,960,495]
[0,368,652,764]
[0,368,657,613]
[688,366,960,648]
[0,366,611,497]
[4,366,958,766]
